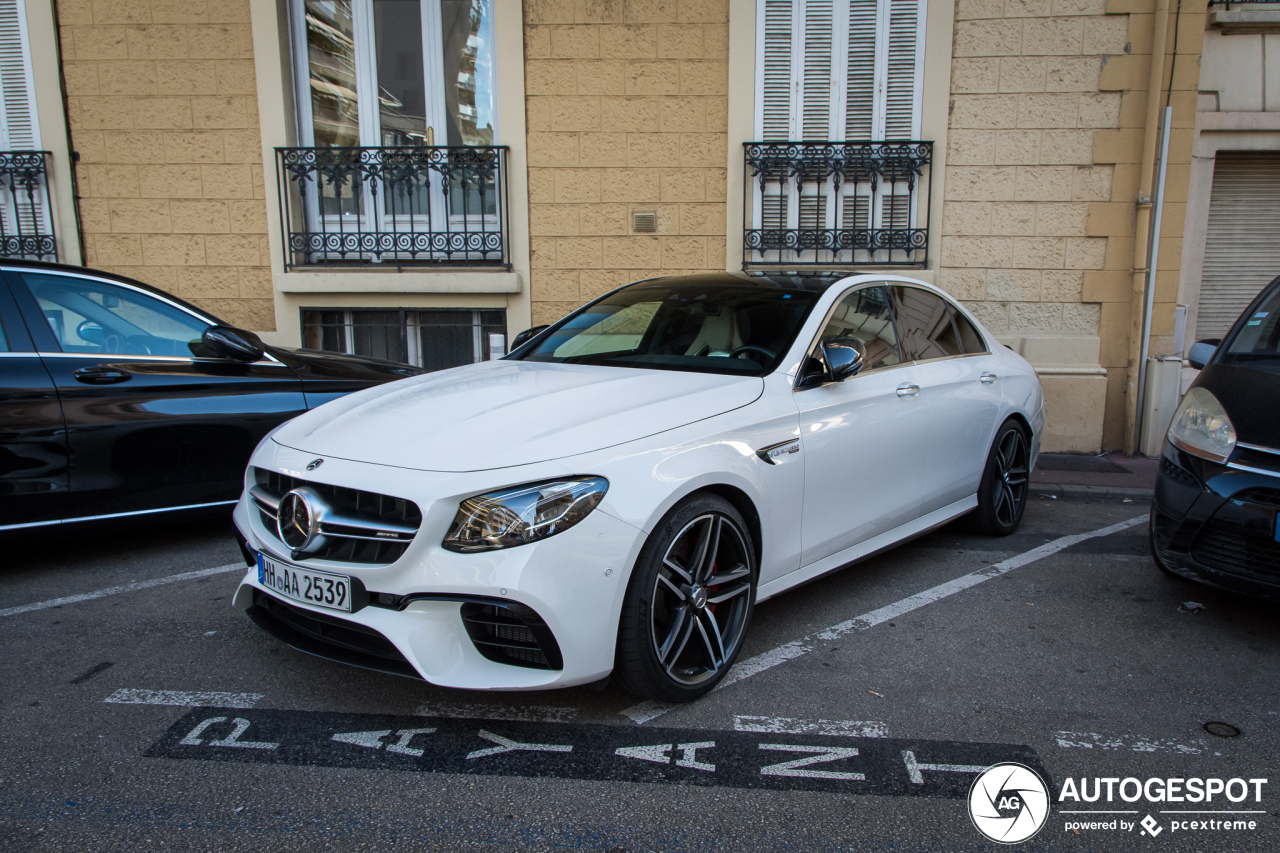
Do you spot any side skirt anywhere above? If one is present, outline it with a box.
[755,495,979,602]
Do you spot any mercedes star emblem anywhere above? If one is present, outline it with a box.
[277,489,316,551]
[306,458,324,471]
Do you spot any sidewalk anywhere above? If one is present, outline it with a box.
[1030,451,1159,502]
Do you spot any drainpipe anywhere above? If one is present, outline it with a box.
[1123,0,1173,456]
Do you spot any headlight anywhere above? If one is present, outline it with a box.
[1167,387,1237,463]
[442,477,608,553]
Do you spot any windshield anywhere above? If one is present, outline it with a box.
[515,282,821,375]
[1221,282,1280,374]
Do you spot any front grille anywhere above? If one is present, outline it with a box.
[251,467,422,565]
[1191,518,1280,581]
[1236,488,1280,509]
[461,602,563,670]
[1160,456,1199,489]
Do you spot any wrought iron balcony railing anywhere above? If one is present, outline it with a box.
[0,151,57,262]
[743,140,932,268]
[276,145,509,269]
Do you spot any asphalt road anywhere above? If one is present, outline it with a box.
[1,496,1277,852]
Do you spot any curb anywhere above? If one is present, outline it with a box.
[1030,484,1154,502]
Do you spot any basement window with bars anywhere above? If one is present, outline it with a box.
[301,308,506,371]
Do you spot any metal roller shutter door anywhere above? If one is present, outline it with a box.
[1199,153,1280,341]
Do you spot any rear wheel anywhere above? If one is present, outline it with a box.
[972,420,1030,536]
[614,494,756,702]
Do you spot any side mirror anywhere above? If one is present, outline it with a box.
[1187,339,1219,370]
[76,320,105,346]
[511,324,550,350]
[202,325,266,362]
[820,336,865,382]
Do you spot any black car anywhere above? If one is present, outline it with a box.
[1150,274,1280,598]
[0,260,421,535]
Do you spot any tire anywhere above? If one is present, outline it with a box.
[614,494,757,702]
[972,419,1031,536]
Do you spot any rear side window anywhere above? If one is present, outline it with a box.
[950,305,988,354]
[890,286,963,361]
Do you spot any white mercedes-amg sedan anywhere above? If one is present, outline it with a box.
[231,273,1044,702]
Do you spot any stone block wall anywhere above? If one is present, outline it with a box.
[523,0,730,325]
[942,0,1202,449]
[56,0,273,331]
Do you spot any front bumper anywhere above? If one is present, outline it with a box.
[1150,442,1280,600]
[232,442,644,690]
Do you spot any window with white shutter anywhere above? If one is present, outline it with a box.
[745,0,930,268]
[0,0,55,260]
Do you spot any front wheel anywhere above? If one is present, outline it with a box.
[614,494,757,702]
[972,420,1030,536]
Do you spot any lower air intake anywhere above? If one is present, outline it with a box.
[460,602,563,671]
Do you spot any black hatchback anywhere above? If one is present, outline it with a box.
[1150,274,1280,598]
[0,261,422,535]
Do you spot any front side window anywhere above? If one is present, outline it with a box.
[889,285,962,362]
[813,284,903,372]
[19,273,210,357]
[1220,282,1280,375]
[302,307,504,371]
[516,284,820,376]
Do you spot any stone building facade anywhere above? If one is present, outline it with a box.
[56,0,274,331]
[5,0,1245,454]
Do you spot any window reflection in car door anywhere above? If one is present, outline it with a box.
[5,270,308,521]
[793,284,932,568]
[889,285,1001,512]
[0,278,68,529]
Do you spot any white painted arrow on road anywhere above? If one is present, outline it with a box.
[333,730,393,750]
[615,741,716,772]
[615,743,672,765]
[332,727,435,757]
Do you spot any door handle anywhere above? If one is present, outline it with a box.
[896,383,920,397]
[980,372,998,384]
[73,366,132,385]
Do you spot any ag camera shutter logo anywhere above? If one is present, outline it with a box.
[968,762,1050,844]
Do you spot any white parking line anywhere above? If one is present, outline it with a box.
[621,515,1146,724]
[104,688,263,708]
[415,702,580,723]
[0,563,245,618]
[734,715,888,738]
[1055,731,1210,755]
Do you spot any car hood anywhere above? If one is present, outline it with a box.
[1195,363,1280,448]
[271,360,765,472]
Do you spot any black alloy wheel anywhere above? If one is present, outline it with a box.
[615,494,756,702]
[973,420,1030,536]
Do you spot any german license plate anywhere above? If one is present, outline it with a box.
[257,554,352,613]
